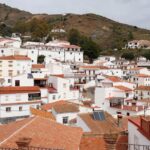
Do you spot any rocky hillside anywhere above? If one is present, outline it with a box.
[1,3,150,49]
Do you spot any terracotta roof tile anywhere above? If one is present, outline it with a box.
[136,86,150,91]
[32,64,45,69]
[47,87,57,93]
[80,136,106,150]
[80,66,108,70]
[0,117,83,150]
[51,74,64,78]
[114,86,132,92]
[106,76,122,82]
[42,100,65,110]
[0,55,31,60]
[53,103,79,113]
[42,100,79,113]
[0,86,40,94]
[116,135,128,150]
[135,74,150,78]
[79,112,123,135]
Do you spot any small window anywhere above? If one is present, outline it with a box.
[36,105,40,109]
[6,107,11,112]
[19,106,22,111]
[15,80,20,86]
[63,116,68,124]
[127,112,130,116]
[5,96,9,101]
[1,50,4,53]
[52,95,56,100]
[63,83,66,88]
[32,51,34,54]
[8,79,11,83]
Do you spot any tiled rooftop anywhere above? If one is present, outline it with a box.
[0,117,83,150]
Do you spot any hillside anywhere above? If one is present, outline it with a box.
[1,3,150,50]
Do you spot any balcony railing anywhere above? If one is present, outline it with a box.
[28,97,41,101]
[118,143,150,150]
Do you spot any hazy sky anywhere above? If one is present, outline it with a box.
[0,0,150,29]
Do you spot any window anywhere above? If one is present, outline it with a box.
[126,93,129,98]
[36,105,40,109]
[32,51,34,54]
[5,96,9,101]
[63,83,66,88]
[63,116,68,124]
[15,80,20,86]
[19,106,22,111]
[1,50,4,53]
[52,95,56,100]
[8,79,11,83]
[6,107,11,112]
[127,112,130,116]
[8,70,13,76]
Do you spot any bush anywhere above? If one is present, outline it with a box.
[121,52,135,61]
[142,50,150,60]
[37,55,45,64]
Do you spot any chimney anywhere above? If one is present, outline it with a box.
[104,133,118,150]
[16,137,32,150]
[117,114,123,127]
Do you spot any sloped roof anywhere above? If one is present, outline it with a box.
[79,112,123,135]
[136,86,150,91]
[32,64,45,69]
[0,86,40,94]
[0,117,83,150]
[80,136,106,150]
[106,76,122,82]
[114,86,132,92]
[0,55,31,60]
[42,100,79,113]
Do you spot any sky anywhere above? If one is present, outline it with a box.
[0,0,150,29]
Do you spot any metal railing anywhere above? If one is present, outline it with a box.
[118,143,150,150]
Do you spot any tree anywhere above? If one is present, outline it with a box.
[68,28,100,62]
[37,55,45,64]
[31,20,49,41]
[68,28,80,45]
[121,52,135,61]
[0,23,12,36]
[142,51,150,60]
[128,31,134,41]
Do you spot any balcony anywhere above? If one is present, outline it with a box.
[28,93,41,101]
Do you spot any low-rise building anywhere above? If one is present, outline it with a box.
[0,55,32,77]
[128,116,150,148]
[0,86,41,123]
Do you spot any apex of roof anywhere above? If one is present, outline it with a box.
[42,100,79,113]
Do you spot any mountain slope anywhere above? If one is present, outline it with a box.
[0,3,150,49]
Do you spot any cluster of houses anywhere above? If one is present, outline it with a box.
[126,40,150,49]
[0,36,150,150]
